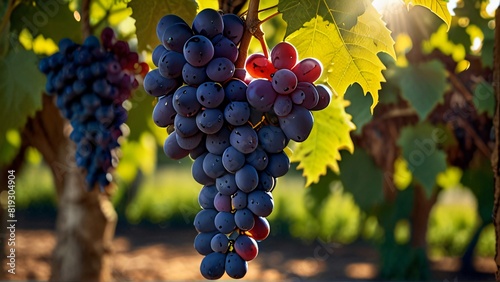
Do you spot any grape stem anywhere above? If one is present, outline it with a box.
[258,11,280,25]
[0,0,20,41]
[81,0,92,39]
[235,0,265,68]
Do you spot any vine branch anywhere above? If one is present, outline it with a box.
[81,0,91,39]
[0,0,20,38]
[234,0,261,68]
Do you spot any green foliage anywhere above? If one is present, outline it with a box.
[427,199,477,257]
[461,160,494,224]
[473,80,495,117]
[397,123,447,196]
[10,0,81,43]
[397,60,448,120]
[344,83,373,134]
[277,0,365,38]
[128,0,197,51]
[282,0,396,110]
[0,49,45,137]
[339,149,384,212]
[0,129,21,166]
[404,0,451,29]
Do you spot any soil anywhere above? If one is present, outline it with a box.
[2,213,496,281]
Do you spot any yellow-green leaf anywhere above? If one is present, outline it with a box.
[404,0,451,30]
[291,96,355,186]
[285,3,396,111]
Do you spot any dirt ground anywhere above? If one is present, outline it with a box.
[2,221,496,281]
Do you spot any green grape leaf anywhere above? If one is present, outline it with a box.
[473,81,494,117]
[344,83,373,134]
[126,89,156,141]
[129,0,197,52]
[397,60,448,120]
[0,129,21,166]
[339,149,384,212]
[0,50,45,136]
[397,123,447,197]
[284,2,396,111]
[404,0,451,29]
[461,162,493,224]
[278,0,366,38]
[10,0,81,43]
[291,96,355,186]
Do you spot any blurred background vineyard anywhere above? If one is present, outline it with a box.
[1,0,498,280]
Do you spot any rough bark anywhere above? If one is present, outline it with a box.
[23,95,117,281]
[492,7,500,281]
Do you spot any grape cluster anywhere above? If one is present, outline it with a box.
[39,28,148,189]
[145,8,332,279]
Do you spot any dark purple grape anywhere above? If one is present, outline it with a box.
[172,85,201,117]
[246,147,268,171]
[152,45,168,67]
[222,146,246,173]
[247,190,274,217]
[258,125,287,153]
[158,51,186,78]
[246,79,277,112]
[192,153,216,185]
[214,192,232,212]
[206,127,231,155]
[182,63,208,86]
[144,69,180,97]
[231,190,247,210]
[192,9,223,38]
[197,82,225,108]
[194,231,218,255]
[212,34,239,62]
[162,23,194,53]
[156,14,187,40]
[274,94,293,116]
[224,101,250,126]
[200,252,226,280]
[234,208,254,230]
[194,208,218,233]
[206,57,235,82]
[153,94,176,127]
[176,130,204,150]
[229,125,258,154]
[211,233,230,253]
[225,252,248,279]
[196,108,224,134]
[202,153,225,179]
[184,35,214,67]
[174,114,199,137]
[235,164,259,193]
[266,152,290,178]
[216,173,238,195]
[296,82,319,109]
[198,185,218,209]
[278,105,314,142]
[312,84,333,111]
[224,79,247,101]
[222,14,244,44]
[214,211,236,234]
[163,131,190,160]
[271,69,298,94]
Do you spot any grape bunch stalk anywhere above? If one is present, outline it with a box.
[39,28,148,189]
[145,8,332,279]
